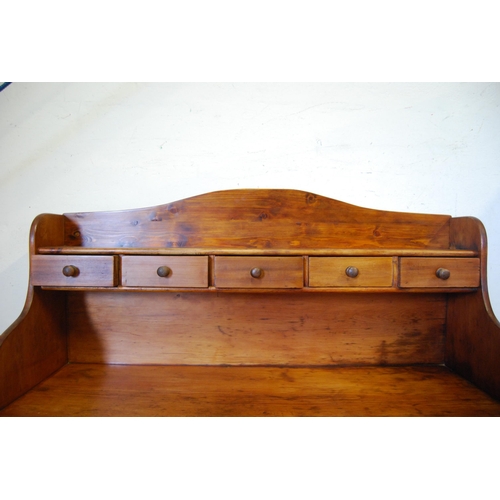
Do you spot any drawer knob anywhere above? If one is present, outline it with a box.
[345,266,359,278]
[62,265,79,277]
[157,266,172,278]
[250,267,263,279]
[436,268,451,280]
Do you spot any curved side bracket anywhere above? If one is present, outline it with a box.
[0,214,67,409]
[446,217,500,400]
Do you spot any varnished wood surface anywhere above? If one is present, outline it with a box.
[2,364,499,417]
[3,190,500,416]
[31,255,117,287]
[67,292,446,366]
[62,189,452,250]
[37,247,479,257]
[0,214,67,409]
[309,257,394,287]
[0,288,67,409]
[121,256,208,288]
[40,285,479,294]
[446,217,500,400]
[214,256,304,289]
[400,257,480,288]
[31,253,482,292]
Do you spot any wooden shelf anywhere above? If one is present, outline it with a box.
[37,247,479,257]
[40,286,479,293]
[1,364,499,417]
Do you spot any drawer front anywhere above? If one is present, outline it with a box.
[309,257,394,287]
[215,257,304,289]
[31,255,117,287]
[121,256,209,288]
[399,258,480,288]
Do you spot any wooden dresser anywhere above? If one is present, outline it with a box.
[1,189,499,416]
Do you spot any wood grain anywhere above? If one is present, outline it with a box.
[62,189,452,250]
[121,256,208,288]
[67,292,446,366]
[215,256,303,288]
[4,190,499,417]
[31,255,117,287]
[0,214,67,410]
[446,217,500,400]
[2,364,499,417]
[37,247,479,257]
[400,257,480,288]
[309,257,393,287]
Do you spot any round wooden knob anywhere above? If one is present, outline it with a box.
[436,268,451,280]
[62,265,78,277]
[345,266,359,278]
[250,267,263,279]
[157,266,172,278]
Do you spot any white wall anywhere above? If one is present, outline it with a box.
[1,82,499,333]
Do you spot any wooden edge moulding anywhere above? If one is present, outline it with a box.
[0,189,499,416]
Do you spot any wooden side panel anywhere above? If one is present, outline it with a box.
[446,217,500,400]
[0,214,67,410]
[0,288,67,410]
[68,292,446,366]
[63,189,451,250]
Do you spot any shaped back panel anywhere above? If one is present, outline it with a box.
[63,189,451,250]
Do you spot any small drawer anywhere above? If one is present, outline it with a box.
[309,257,394,287]
[121,256,208,288]
[399,258,480,288]
[31,255,117,287]
[215,257,303,289]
